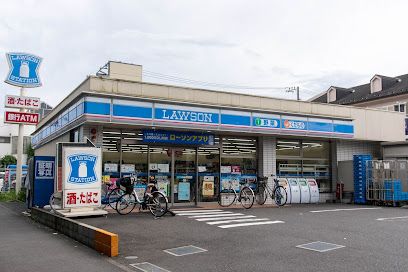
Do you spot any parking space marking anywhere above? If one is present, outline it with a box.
[218,221,284,228]
[195,215,256,221]
[130,262,171,272]
[377,216,408,221]
[206,218,270,225]
[296,241,345,252]
[188,213,244,218]
[309,208,381,213]
[163,245,207,256]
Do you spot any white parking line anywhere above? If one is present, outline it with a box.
[377,216,408,221]
[188,213,244,218]
[310,208,382,213]
[218,221,285,228]
[176,211,234,216]
[195,215,256,221]
[206,218,270,225]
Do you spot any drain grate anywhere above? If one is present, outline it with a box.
[296,241,345,252]
[130,262,170,272]
[163,245,207,256]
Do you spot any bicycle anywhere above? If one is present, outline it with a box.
[218,178,255,209]
[115,175,168,217]
[101,180,124,209]
[255,175,287,206]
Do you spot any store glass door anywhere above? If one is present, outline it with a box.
[174,148,196,204]
[149,147,172,202]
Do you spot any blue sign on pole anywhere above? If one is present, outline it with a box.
[142,130,214,145]
[5,52,42,88]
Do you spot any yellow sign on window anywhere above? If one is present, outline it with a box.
[202,181,214,197]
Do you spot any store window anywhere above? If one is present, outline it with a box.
[221,137,257,192]
[102,129,122,180]
[277,139,331,192]
[197,141,220,202]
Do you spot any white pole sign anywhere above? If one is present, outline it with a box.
[4,52,42,194]
[62,147,102,209]
[5,95,41,109]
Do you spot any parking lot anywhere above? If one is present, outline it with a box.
[78,203,408,272]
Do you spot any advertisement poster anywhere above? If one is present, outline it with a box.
[231,165,241,174]
[135,183,147,199]
[221,166,231,173]
[157,164,169,173]
[121,164,135,173]
[157,181,170,196]
[178,182,190,200]
[220,174,240,192]
[204,175,214,181]
[104,163,118,173]
[198,166,207,172]
[149,163,158,171]
[202,181,214,197]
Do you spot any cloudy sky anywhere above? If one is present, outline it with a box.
[1,0,408,107]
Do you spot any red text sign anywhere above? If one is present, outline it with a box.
[4,111,39,125]
[5,95,41,109]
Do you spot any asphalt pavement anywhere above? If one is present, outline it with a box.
[0,202,129,272]
[79,203,408,272]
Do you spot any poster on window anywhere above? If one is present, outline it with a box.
[157,164,169,173]
[202,181,214,197]
[221,166,231,173]
[220,174,240,192]
[121,164,135,173]
[104,163,118,173]
[157,181,170,196]
[178,182,190,200]
[231,165,241,174]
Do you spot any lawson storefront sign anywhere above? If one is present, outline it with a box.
[143,130,215,145]
[32,98,355,146]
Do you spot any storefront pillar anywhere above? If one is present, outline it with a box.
[258,136,277,177]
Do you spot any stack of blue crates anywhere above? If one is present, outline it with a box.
[353,154,372,204]
[384,180,408,201]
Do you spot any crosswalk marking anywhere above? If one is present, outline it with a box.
[173,209,223,213]
[206,218,270,225]
[218,221,285,228]
[195,215,256,221]
[176,211,234,216]
[175,209,285,229]
[188,213,244,218]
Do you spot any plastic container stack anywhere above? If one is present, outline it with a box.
[384,180,408,201]
[353,154,372,204]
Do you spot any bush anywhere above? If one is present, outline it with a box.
[0,189,26,202]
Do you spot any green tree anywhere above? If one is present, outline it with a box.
[1,155,17,167]
[26,143,34,160]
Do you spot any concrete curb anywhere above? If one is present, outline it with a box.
[31,208,118,257]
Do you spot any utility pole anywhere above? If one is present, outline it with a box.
[286,86,300,101]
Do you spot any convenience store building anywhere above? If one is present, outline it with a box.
[32,62,405,205]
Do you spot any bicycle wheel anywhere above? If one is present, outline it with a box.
[256,185,267,205]
[49,192,62,212]
[107,188,124,209]
[218,189,236,207]
[148,191,168,217]
[240,186,255,209]
[115,193,137,215]
[274,186,287,206]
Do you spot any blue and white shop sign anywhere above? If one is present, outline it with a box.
[5,52,42,88]
[154,104,219,126]
[142,130,214,145]
[62,147,102,208]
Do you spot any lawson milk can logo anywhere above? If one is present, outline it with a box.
[67,154,98,184]
[5,52,42,88]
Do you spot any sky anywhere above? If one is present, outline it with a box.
[1,0,408,108]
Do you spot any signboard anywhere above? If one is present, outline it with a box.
[5,95,41,109]
[35,159,55,179]
[121,164,135,173]
[4,111,39,125]
[154,104,219,126]
[178,182,190,201]
[5,52,42,88]
[62,147,102,208]
[202,181,214,197]
[142,130,214,145]
[104,163,118,173]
